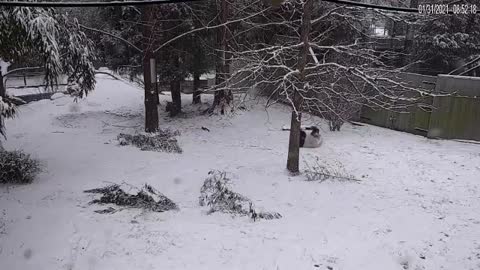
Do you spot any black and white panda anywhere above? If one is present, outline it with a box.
[300,126,323,148]
[282,125,323,148]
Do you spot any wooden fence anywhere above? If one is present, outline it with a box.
[360,73,480,141]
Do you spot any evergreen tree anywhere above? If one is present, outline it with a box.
[0,6,96,137]
[413,9,480,74]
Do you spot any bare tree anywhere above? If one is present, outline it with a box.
[220,1,430,172]
[285,0,313,173]
[202,0,234,114]
[142,0,431,172]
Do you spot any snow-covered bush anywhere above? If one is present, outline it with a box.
[0,95,19,137]
[0,150,42,184]
[66,83,83,101]
[199,170,282,221]
[84,183,178,213]
[117,130,182,153]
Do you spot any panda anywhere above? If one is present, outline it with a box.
[282,125,323,148]
[300,126,323,148]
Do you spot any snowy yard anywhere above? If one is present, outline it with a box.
[1,76,480,270]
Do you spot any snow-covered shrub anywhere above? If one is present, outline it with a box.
[66,83,83,102]
[0,95,19,137]
[199,170,282,221]
[117,129,182,153]
[304,157,359,183]
[0,150,42,184]
[84,183,178,213]
[199,171,251,214]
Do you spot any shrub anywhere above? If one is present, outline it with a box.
[84,183,178,213]
[117,129,182,153]
[199,170,282,221]
[0,150,42,184]
[304,157,360,183]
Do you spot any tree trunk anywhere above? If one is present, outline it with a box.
[142,7,159,133]
[213,0,227,110]
[192,72,201,104]
[170,80,182,117]
[223,27,233,113]
[208,0,232,114]
[170,55,182,116]
[0,71,6,140]
[286,0,313,173]
[0,71,5,98]
[286,97,302,173]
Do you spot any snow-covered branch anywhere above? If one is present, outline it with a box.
[206,0,435,125]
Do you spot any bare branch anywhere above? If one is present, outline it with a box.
[79,24,143,53]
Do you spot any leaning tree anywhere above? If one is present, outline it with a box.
[0,6,96,138]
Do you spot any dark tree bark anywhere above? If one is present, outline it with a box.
[212,0,227,110]
[207,0,232,114]
[192,71,201,104]
[286,107,302,173]
[0,71,5,141]
[286,0,313,173]
[0,71,5,98]
[170,80,182,117]
[170,55,182,117]
[142,7,159,133]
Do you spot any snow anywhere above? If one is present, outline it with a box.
[50,92,67,100]
[1,75,480,270]
[5,74,68,96]
[0,59,10,75]
[184,72,216,81]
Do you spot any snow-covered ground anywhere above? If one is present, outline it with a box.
[1,76,480,270]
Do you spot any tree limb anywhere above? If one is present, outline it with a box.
[79,24,143,53]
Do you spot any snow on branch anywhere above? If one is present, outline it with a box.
[0,7,96,95]
[199,170,282,221]
[0,95,19,138]
[200,0,438,124]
